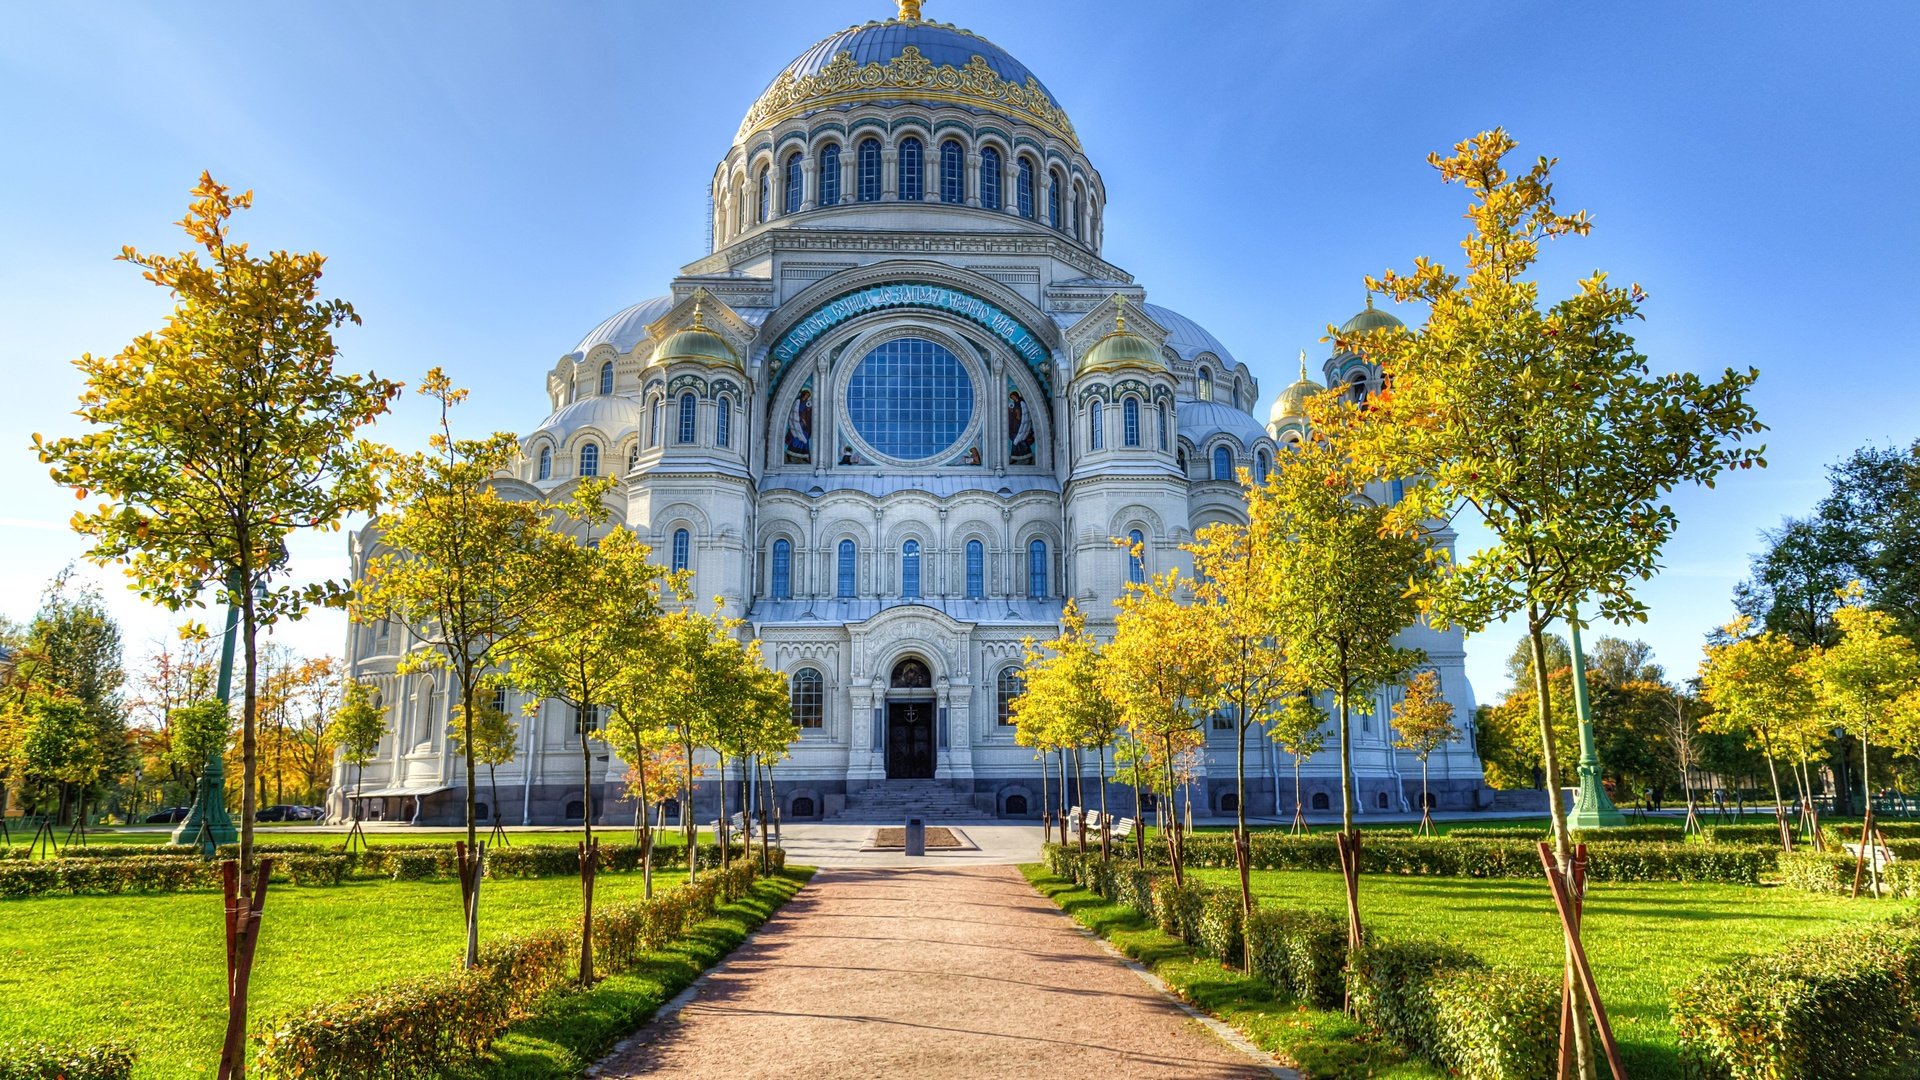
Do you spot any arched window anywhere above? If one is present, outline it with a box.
[757,166,770,223]
[1072,189,1083,239]
[579,441,599,477]
[1089,400,1104,450]
[965,539,984,600]
[1016,157,1035,219]
[648,397,662,447]
[1157,400,1170,450]
[1255,449,1272,484]
[790,667,823,727]
[819,143,841,206]
[770,538,792,599]
[979,146,1001,210]
[626,443,638,472]
[677,392,697,443]
[898,137,923,201]
[490,685,508,716]
[671,528,690,573]
[1046,173,1061,229]
[1028,539,1047,599]
[837,538,856,598]
[901,539,921,598]
[1348,371,1369,407]
[537,446,551,480]
[784,151,803,214]
[715,396,731,449]
[857,138,881,202]
[1198,366,1213,402]
[1123,397,1141,447]
[1212,445,1233,481]
[1127,528,1146,584]
[939,139,964,204]
[1311,791,1330,811]
[996,666,1023,725]
[598,361,613,396]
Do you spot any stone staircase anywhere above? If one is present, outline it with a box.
[828,780,986,822]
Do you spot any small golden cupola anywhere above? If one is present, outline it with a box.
[1077,297,1165,376]
[649,298,740,370]
[1270,351,1327,424]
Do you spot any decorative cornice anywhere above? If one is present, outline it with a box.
[684,225,1131,285]
[739,45,1080,150]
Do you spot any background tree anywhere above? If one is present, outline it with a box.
[1102,568,1212,883]
[448,686,517,847]
[1256,436,1428,950]
[603,594,689,899]
[165,699,233,821]
[1820,442,1920,636]
[1189,515,1296,918]
[33,175,397,1078]
[1392,670,1460,834]
[324,681,384,841]
[1015,602,1122,859]
[18,575,128,825]
[1313,130,1764,1078]
[130,631,218,806]
[1734,516,1854,648]
[1663,686,1704,822]
[1803,585,1920,896]
[17,696,100,846]
[1270,690,1329,831]
[352,369,569,967]
[1698,617,1820,848]
[280,656,343,806]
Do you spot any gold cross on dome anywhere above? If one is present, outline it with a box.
[898,0,923,20]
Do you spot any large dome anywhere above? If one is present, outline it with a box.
[738,10,1076,148]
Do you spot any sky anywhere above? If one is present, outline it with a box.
[1,1,1915,704]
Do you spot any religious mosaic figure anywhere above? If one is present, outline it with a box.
[1007,385,1035,465]
[784,384,813,463]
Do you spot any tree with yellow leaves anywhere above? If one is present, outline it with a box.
[1698,617,1822,850]
[1391,670,1459,836]
[1014,601,1123,860]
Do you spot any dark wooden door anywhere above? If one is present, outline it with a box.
[886,701,935,779]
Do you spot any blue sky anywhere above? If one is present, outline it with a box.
[2,2,1915,703]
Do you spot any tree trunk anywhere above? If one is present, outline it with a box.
[634,742,653,900]
[579,700,594,846]
[1760,732,1791,852]
[1235,711,1252,921]
[1336,673,1362,956]
[1038,747,1051,845]
[1097,743,1111,864]
[1162,735,1183,884]
[1131,766,1145,868]
[1530,613,1594,1080]
[458,675,481,970]
[684,736,697,881]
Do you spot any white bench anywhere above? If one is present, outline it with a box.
[1110,816,1138,841]
[711,812,745,841]
[1844,840,1898,871]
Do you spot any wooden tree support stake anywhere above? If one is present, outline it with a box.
[1852,803,1880,899]
[1556,845,1588,1080]
[456,841,485,968]
[1537,842,1625,1080]
[1290,801,1308,835]
[216,857,272,1080]
[488,816,510,849]
[579,838,598,985]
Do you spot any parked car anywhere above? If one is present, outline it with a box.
[145,807,189,823]
[255,804,314,822]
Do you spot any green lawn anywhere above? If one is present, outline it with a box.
[0,866,691,1078]
[1184,867,1901,1077]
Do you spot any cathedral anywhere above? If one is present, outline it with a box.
[330,3,1486,827]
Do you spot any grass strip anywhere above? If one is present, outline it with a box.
[1020,866,1438,1079]
[457,867,814,1080]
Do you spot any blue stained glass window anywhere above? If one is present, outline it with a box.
[785,152,803,213]
[771,539,792,599]
[940,140,964,204]
[1157,400,1169,450]
[845,338,974,461]
[1256,450,1271,484]
[837,539,856,597]
[965,539,983,599]
[1089,400,1104,450]
[901,539,921,598]
[758,167,769,222]
[598,361,613,395]
[1123,397,1140,447]
[899,138,923,201]
[820,144,840,205]
[980,147,1001,210]
[858,139,881,202]
[1073,190,1083,238]
[716,396,731,448]
[1047,174,1061,229]
[649,398,661,447]
[1213,445,1233,480]
[997,666,1022,725]
[1128,529,1145,584]
[537,446,551,480]
[1198,367,1213,401]
[579,442,598,477]
[790,668,823,727]
[672,528,690,572]
[678,392,697,444]
[1016,158,1034,218]
[1028,539,1047,599]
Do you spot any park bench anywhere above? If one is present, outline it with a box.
[1084,810,1103,833]
[1844,840,1898,872]
[1110,817,1137,841]
[710,812,746,841]
[1066,806,1084,833]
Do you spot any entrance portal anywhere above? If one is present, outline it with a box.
[886,700,935,779]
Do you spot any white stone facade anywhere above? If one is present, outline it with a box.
[330,10,1485,827]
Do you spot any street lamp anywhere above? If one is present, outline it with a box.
[169,569,246,853]
[1566,605,1625,830]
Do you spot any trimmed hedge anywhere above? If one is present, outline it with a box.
[1448,823,1689,844]
[282,855,352,886]
[1672,923,1920,1079]
[0,1041,134,1080]
[1780,850,1920,899]
[1044,845,1564,1079]
[54,844,199,859]
[1164,833,1770,884]
[0,856,220,897]
[1244,907,1346,1009]
[254,850,779,1078]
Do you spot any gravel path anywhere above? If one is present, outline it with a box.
[594,865,1284,1078]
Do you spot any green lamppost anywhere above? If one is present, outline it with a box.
[1566,606,1625,829]
[170,574,242,853]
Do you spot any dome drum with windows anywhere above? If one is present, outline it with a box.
[334,1,1486,829]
